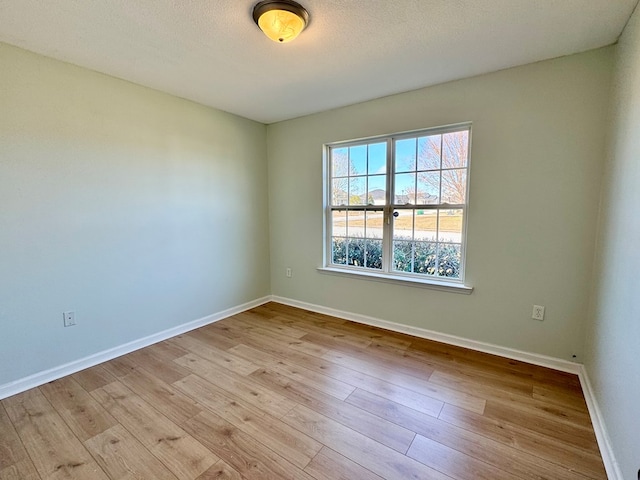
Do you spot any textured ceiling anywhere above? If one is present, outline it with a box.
[0,0,637,123]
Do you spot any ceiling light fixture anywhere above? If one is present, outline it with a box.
[252,0,309,43]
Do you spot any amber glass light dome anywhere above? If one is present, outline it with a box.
[253,0,309,43]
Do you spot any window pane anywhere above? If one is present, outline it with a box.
[437,243,462,278]
[416,171,440,204]
[332,179,348,206]
[417,135,441,170]
[332,237,347,265]
[393,209,414,240]
[365,210,383,240]
[348,238,365,267]
[414,210,437,241]
[393,241,413,272]
[394,173,415,204]
[438,209,463,243]
[349,177,366,205]
[441,169,467,204]
[348,211,365,238]
[442,131,468,168]
[349,145,367,175]
[332,147,349,177]
[367,175,386,205]
[331,210,347,237]
[365,239,383,269]
[368,142,387,175]
[413,241,438,275]
[395,138,416,172]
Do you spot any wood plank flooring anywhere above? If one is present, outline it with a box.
[0,302,607,479]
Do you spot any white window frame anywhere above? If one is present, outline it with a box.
[320,123,473,294]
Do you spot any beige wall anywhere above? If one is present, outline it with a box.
[267,48,613,360]
[0,43,270,385]
[585,4,640,478]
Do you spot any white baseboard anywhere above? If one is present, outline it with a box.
[0,296,271,400]
[578,367,623,480]
[271,295,581,374]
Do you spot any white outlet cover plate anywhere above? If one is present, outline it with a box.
[532,305,545,321]
[63,311,76,327]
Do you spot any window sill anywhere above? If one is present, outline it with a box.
[317,267,473,294]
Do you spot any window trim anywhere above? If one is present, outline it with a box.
[323,122,473,290]
[316,266,473,294]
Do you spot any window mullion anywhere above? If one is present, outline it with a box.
[382,138,393,273]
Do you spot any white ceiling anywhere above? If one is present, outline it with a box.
[0,0,637,124]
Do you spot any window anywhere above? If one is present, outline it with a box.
[324,123,471,287]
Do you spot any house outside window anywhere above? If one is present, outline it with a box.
[324,123,471,287]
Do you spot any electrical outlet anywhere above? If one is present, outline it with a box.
[63,311,76,327]
[532,305,545,321]
[286,267,292,278]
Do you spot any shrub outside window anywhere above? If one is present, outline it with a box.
[325,123,471,284]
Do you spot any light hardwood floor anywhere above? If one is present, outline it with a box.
[0,302,606,479]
